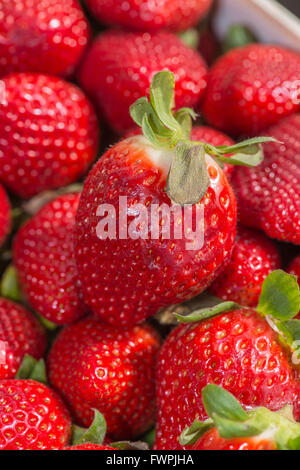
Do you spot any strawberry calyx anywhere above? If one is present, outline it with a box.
[130,71,278,205]
[16,354,47,384]
[180,384,300,450]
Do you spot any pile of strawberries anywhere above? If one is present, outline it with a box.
[1,0,300,451]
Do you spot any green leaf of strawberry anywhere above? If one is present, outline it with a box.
[72,410,107,446]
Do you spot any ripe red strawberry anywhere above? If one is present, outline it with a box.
[83,0,213,32]
[0,379,71,449]
[14,193,87,325]
[0,73,99,199]
[0,298,46,379]
[124,125,235,178]
[155,270,300,450]
[65,444,115,450]
[47,317,161,440]
[185,385,300,451]
[232,114,300,245]
[287,255,300,282]
[202,45,300,136]
[0,184,11,248]
[0,0,90,78]
[78,30,208,134]
[209,227,281,307]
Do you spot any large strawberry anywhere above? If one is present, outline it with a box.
[183,385,300,451]
[47,317,161,440]
[14,193,87,325]
[0,73,99,199]
[0,356,71,450]
[0,184,11,248]
[0,0,90,78]
[78,30,208,134]
[83,0,213,32]
[209,227,281,307]
[155,270,300,450]
[75,71,273,326]
[232,114,300,245]
[202,45,300,136]
[0,298,46,379]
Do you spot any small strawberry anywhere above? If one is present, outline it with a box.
[209,227,281,307]
[78,30,208,134]
[232,114,300,245]
[155,270,300,450]
[0,0,90,78]
[47,317,161,440]
[182,385,300,451]
[0,357,71,450]
[83,0,213,32]
[75,71,272,326]
[0,298,46,379]
[202,44,300,136]
[124,125,235,178]
[14,193,87,325]
[0,184,11,248]
[0,73,99,199]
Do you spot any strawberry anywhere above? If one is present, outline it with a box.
[0,73,99,199]
[75,71,272,326]
[287,255,300,283]
[155,270,300,450]
[124,125,235,178]
[202,45,300,136]
[0,184,11,248]
[0,298,46,379]
[14,193,87,325]
[209,227,281,307]
[47,317,161,440]
[183,385,300,451]
[232,114,300,245]
[83,0,213,32]
[78,30,208,134]
[0,0,90,78]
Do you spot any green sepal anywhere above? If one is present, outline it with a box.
[0,264,21,302]
[257,270,300,321]
[179,418,214,446]
[111,441,149,450]
[16,354,47,384]
[202,384,249,422]
[149,71,181,134]
[223,24,257,52]
[37,314,58,331]
[175,301,240,324]
[178,28,200,49]
[215,137,279,154]
[277,319,300,361]
[166,142,209,205]
[72,410,107,446]
[141,428,156,448]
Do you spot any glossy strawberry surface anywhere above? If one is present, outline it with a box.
[232,114,300,245]
[75,137,237,326]
[48,317,161,439]
[14,193,87,325]
[0,0,90,78]
[0,73,99,199]
[210,227,281,307]
[0,379,71,450]
[191,427,276,450]
[155,309,300,450]
[78,31,208,133]
[202,45,300,136]
[0,298,46,379]
[83,0,213,32]
[0,184,11,248]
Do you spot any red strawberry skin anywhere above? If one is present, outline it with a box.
[64,444,115,450]
[75,137,237,326]
[209,227,281,307]
[0,298,46,379]
[232,114,300,245]
[14,193,87,325]
[83,0,212,32]
[0,184,11,248]
[202,45,300,136]
[155,309,300,450]
[78,31,208,134]
[48,317,161,440]
[0,73,99,199]
[287,255,300,282]
[0,0,90,78]
[0,379,71,450]
[191,427,276,450]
